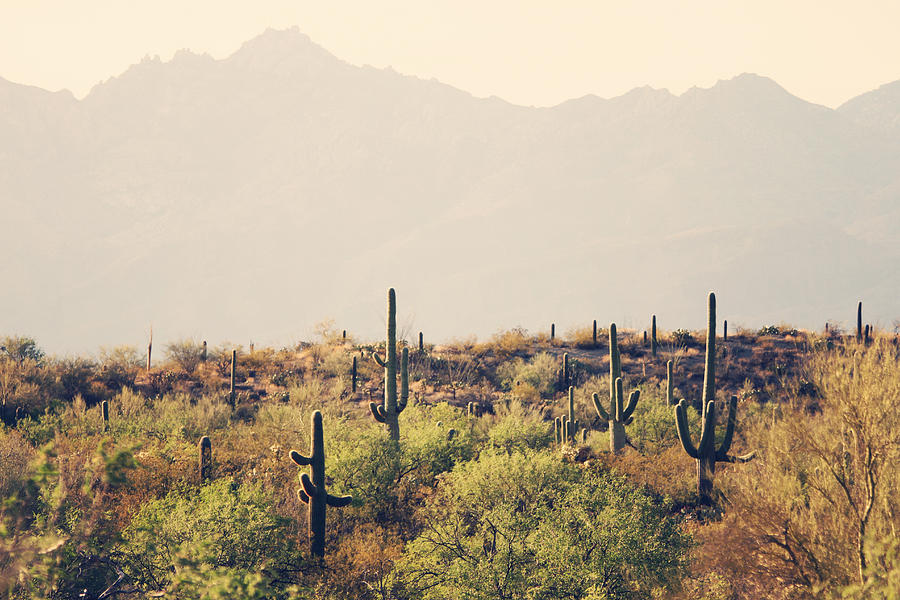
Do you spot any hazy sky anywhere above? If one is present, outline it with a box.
[2,1,899,107]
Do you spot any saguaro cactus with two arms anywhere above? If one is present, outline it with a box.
[369,288,409,440]
[592,323,640,453]
[290,410,352,558]
[674,292,754,504]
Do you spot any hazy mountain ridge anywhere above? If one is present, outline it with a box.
[1,27,898,352]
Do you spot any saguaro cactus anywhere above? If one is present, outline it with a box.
[565,386,579,442]
[230,349,237,407]
[199,436,212,483]
[651,315,658,357]
[201,340,208,362]
[857,301,863,342]
[554,417,562,445]
[101,400,109,432]
[592,323,640,453]
[666,360,674,406]
[369,288,409,440]
[147,326,153,371]
[674,292,754,505]
[290,410,352,558]
[592,320,598,346]
[351,356,358,393]
[723,320,728,342]
[418,331,424,352]
[551,323,555,341]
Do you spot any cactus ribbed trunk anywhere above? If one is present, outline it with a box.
[199,436,211,483]
[291,411,352,559]
[666,360,674,406]
[101,400,109,432]
[857,301,863,342]
[369,289,408,441]
[230,349,237,407]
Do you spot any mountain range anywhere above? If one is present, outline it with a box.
[1,27,898,353]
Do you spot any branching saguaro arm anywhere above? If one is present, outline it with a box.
[369,288,409,440]
[591,323,640,453]
[290,410,352,558]
[674,292,754,504]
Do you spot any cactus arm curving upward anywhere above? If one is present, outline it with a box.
[674,400,700,459]
[372,352,386,368]
[369,403,387,423]
[290,449,312,466]
[622,389,640,423]
[326,493,353,507]
[716,395,739,458]
[300,473,318,498]
[592,392,610,421]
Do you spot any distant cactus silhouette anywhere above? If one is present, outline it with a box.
[551,323,555,341]
[199,436,212,483]
[666,360,674,406]
[351,356,358,393]
[674,292,754,505]
[230,349,237,407]
[369,288,408,440]
[592,324,640,453]
[290,410,352,558]
[419,331,424,352]
[101,400,109,432]
[565,386,579,443]
[651,315,658,356]
[201,340,207,362]
[592,319,598,345]
[857,301,863,342]
[147,326,153,371]
[723,320,728,341]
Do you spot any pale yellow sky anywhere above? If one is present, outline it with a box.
[1,1,898,107]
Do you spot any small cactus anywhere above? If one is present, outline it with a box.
[675,292,754,505]
[418,331,424,352]
[551,323,555,341]
[147,326,153,371]
[467,401,481,418]
[230,349,237,407]
[199,436,212,482]
[101,400,109,432]
[857,301,863,342]
[201,340,207,362]
[369,289,408,440]
[554,417,562,445]
[666,360,674,406]
[290,410,352,558]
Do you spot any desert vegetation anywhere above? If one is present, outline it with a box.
[1,290,898,599]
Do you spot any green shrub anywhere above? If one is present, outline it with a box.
[487,398,553,452]
[118,478,293,594]
[393,450,690,599]
[496,352,559,397]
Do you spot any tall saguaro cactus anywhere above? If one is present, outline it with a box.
[351,356,358,393]
[592,320,598,346]
[369,288,409,440]
[230,349,237,407]
[651,315,658,357]
[290,410,352,558]
[674,292,754,505]
[147,326,153,371]
[101,400,109,432]
[565,386,580,442]
[592,323,640,453]
[857,301,863,342]
[666,360,674,406]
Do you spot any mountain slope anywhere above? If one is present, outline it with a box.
[1,28,898,351]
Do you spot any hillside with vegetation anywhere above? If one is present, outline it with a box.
[2,290,898,599]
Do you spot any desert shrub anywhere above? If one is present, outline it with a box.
[716,339,900,598]
[118,478,294,594]
[166,339,206,375]
[487,398,553,452]
[567,325,599,348]
[0,336,44,364]
[96,345,141,391]
[485,327,531,356]
[0,429,34,499]
[672,328,694,347]
[51,356,101,403]
[496,352,559,398]
[0,357,50,420]
[627,393,682,453]
[393,450,690,599]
